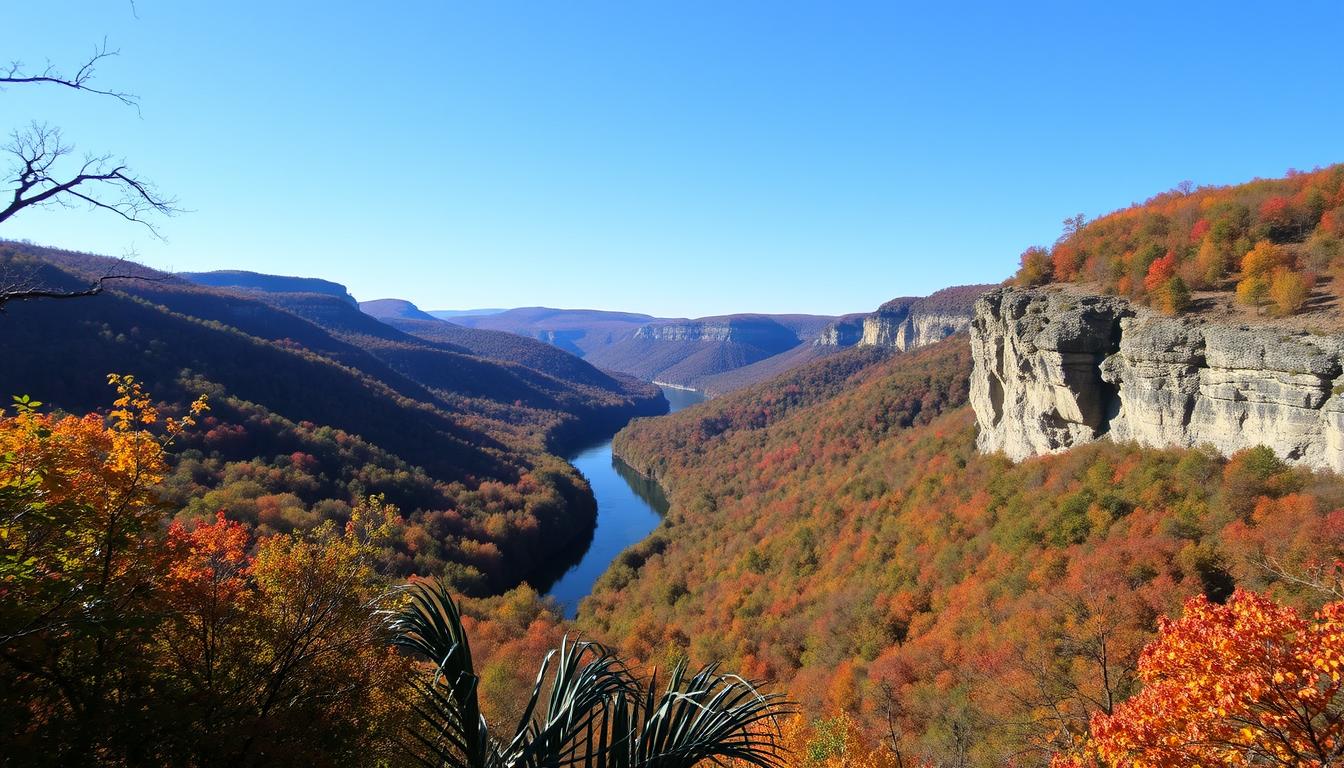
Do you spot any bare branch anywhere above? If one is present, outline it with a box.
[0,256,169,312]
[1,38,140,112]
[0,122,178,237]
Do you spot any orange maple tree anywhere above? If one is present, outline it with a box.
[1055,589,1344,767]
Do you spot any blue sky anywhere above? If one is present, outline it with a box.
[5,2,1342,317]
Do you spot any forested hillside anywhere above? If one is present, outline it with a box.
[1016,164,1344,318]
[0,241,662,592]
[593,334,1344,766]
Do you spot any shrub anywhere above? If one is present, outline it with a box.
[1268,267,1313,316]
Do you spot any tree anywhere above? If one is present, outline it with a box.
[1017,247,1054,287]
[1155,276,1191,316]
[0,375,206,764]
[2,35,175,233]
[1236,240,1290,310]
[387,578,790,768]
[1055,590,1344,768]
[1,24,176,309]
[156,497,412,766]
[1268,267,1313,317]
[1142,252,1177,294]
[1,379,410,765]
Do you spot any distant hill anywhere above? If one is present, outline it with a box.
[179,269,358,304]
[0,242,664,593]
[449,307,840,391]
[360,298,438,321]
[360,298,644,400]
[584,315,824,388]
[371,289,988,397]
[454,307,657,357]
[428,308,508,319]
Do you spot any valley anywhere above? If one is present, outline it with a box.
[537,384,706,618]
[4,6,1342,765]
[2,167,1343,767]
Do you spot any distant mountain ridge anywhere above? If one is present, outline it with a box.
[360,298,437,321]
[428,308,507,319]
[440,289,990,395]
[179,269,358,305]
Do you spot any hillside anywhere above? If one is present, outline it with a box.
[1014,164,1344,319]
[179,269,358,304]
[359,297,438,321]
[454,307,657,357]
[0,241,661,592]
[589,333,1344,766]
[361,297,653,410]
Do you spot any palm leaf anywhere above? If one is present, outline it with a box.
[386,578,494,768]
[385,580,792,768]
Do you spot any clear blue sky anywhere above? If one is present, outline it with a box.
[5,2,1342,317]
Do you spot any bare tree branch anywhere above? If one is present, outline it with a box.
[1,38,140,112]
[0,255,169,311]
[0,122,178,237]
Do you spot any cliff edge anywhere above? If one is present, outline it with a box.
[970,286,1344,471]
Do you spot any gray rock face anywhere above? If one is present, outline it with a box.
[862,310,976,351]
[970,286,1344,471]
[817,285,992,351]
[815,316,866,347]
[632,318,797,348]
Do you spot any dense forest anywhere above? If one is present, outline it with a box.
[0,241,664,594]
[592,334,1344,766]
[1015,164,1344,316]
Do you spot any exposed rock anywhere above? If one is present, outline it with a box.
[632,317,801,349]
[971,286,1344,472]
[180,270,359,305]
[814,315,866,347]
[818,285,993,352]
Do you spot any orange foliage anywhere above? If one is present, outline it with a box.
[1143,252,1177,293]
[1013,165,1344,305]
[1059,590,1344,767]
[1268,267,1314,316]
[596,339,1344,767]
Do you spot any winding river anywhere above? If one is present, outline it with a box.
[542,385,705,617]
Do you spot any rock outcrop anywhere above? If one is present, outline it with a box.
[814,315,866,347]
[970,286,1344,472]
[818,285,993,352]
[632,316,801,349]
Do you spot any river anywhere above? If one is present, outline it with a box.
[542,385,705,617]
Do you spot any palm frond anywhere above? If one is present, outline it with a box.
[622,661,792,768]
[386,578,494,768]
[503,636,635,768]
[385,580,792,768]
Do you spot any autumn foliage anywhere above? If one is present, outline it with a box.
[0,378,411,765]
[594,338,1344,766]
[1014,165,1344,316]
[1056,590,1344,767]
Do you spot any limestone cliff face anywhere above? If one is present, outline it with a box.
[814,316,866,347]
[861,308,976,350]
[970,286,1344,471]
[818,285,992,351]
[632,317,799,348]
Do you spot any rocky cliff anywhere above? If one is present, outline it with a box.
[819,285,992,351]
[815,315,866,347]
[970,286,1344,472]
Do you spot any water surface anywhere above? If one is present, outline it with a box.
[543,385,705,617]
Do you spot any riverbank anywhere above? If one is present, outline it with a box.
[536,385,705,617]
